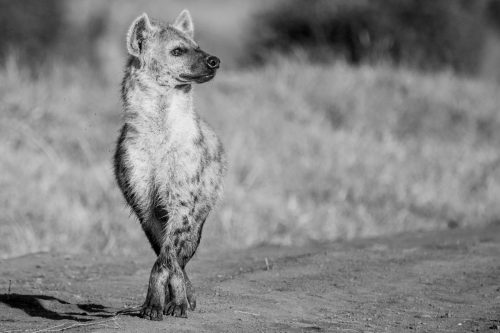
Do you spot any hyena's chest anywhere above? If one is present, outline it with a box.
[126,130,202,195]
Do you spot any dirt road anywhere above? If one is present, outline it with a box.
[1,222,499,332]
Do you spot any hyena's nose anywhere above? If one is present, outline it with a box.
[206,55,220,69]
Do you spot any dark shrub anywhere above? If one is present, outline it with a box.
[486,0,500,30]
[244,0,490,74]
[0,0,64,66]
[0,0,108,70]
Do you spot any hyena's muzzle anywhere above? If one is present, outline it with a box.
[180,49,220,84]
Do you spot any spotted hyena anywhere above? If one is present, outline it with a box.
[114,10,226,320]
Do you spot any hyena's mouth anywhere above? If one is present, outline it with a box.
[179,72,216,84]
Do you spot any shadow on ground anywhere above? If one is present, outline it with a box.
[0,294,116,322]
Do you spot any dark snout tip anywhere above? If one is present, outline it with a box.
[206,55,220,69]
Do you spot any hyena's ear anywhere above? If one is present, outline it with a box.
[127,13,153,57]
[173,9,194,38]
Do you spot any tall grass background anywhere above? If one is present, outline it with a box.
[1,0,500,258]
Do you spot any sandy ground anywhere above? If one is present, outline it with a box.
[0,222,499,333]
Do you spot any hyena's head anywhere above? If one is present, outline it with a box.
[126,10,220,87]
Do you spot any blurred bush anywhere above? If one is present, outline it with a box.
[486,0,500,30]
[0,0,107,70]
[0,0,64,66]
[244,0,493,74]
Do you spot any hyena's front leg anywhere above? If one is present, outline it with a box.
[162,265,195,313]
[163,214,198,318]
[163,250,189,317]
[142,248,189,319]
[141,255,170,321]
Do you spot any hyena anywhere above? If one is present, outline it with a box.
[114,10,226,320]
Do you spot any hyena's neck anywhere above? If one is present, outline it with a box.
[121,58,197,138]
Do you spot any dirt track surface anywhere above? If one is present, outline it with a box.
[1,223,499,333]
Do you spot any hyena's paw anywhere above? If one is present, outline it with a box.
[164,299,189,318]
[163,290,192,315]
[141,305,163,321]
[141,302,163,321]
[140,288,165,321]
[164,274,189,318]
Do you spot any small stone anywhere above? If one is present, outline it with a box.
[439,312,450,318]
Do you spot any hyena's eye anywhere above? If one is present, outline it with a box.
[171,47,187,56]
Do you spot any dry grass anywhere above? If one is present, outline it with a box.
[1,57,500,258]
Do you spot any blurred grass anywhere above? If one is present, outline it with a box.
[1,56,500,258]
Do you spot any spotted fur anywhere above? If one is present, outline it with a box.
[114,10,226,320]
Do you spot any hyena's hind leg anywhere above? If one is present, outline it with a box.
[183,269,196,310]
